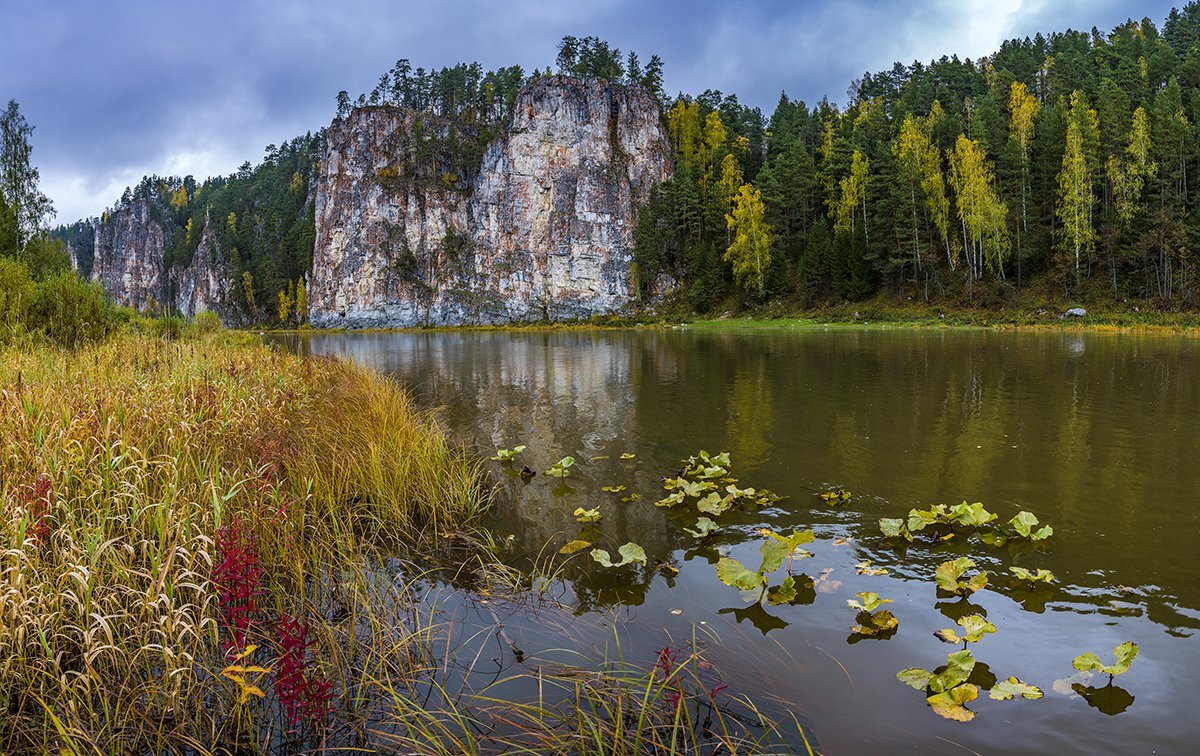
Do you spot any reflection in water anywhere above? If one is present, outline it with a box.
[277,328,1200,754]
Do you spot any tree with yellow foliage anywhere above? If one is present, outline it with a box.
[725,183,773,297]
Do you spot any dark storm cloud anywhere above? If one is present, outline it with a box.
[0,0,1179,223]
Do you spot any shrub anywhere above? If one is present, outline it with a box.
[29,271,115,347]
[193,310,223,332]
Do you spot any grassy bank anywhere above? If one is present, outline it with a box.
[0,331,798,753]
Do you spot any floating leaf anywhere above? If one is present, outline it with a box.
[979,530,1008,547]
[589,455,610,461]
[930,650,976,693]
[879,517,911,540]
[1009,511,1052,540]
[590,542,647,568]
[948,501,996,527]
[856,560,888,576]
[489,445,526,462]
[697,491,734,516]
[1010,566,1056,583]
[852,609,898,636]
[934,557,988,595]
[620,493,640,502]
[934,628,963,645]
[956,614,997,643]
[620,453,636,460]
[818,488,852,504]
[655,490,686,508]
[558,539,591,554]
[766,575,799,605]
[572,507,600,523]
[545,456,576,478]
[990,676,1044,700]
[760,529,814,571]
[1073,641,1138,677]
[847,591,893,613]
[683,517,719,539]
[927,683,979,721]
[616,542,647,565]
[600,485,626,493]
[715,557,764,591]
[897,668,935,690]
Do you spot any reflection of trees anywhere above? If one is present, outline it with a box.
[726,357,773,470]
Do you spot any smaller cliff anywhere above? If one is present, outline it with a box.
[90,199,167,311]
[309,75,672,327]
[75,200,239,320]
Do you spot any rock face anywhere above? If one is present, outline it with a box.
[89,199,167,311]
[173,224,236,319]
[309,76,671,327]
[78,202,237,320]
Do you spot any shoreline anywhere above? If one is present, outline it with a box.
[261,307,1200,337]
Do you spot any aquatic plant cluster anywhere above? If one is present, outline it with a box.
[494,441,1140,729]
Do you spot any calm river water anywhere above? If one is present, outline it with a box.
[278,326,1200,754]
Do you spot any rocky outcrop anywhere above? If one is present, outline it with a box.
[76,202,238,320]
[90,199,167,311]
[173,224,237,320]
[309,76,671,327]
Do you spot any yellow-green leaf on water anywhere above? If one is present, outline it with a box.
[897,667,934,690]
[715,557,763,591]
[927,683,978,721]
[1073,641,1138,677]
[572,507,600,523]
[930,650,976,693]
[620,453,636,460]
[600,485,626,493]
[684,517,719,538]
[620,493,640,502]
[559,539,591,555]
[989,676,1044,700]
[766,575,799,605]
[846,591,892,613]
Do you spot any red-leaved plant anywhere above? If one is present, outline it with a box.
[213,516,262,655]
[274,613,333,729]
[21,474,52,544]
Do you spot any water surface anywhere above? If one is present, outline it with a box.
[279,326,1200,753]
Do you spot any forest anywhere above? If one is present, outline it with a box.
[635,4,1200,311]
[40,4,1200,322]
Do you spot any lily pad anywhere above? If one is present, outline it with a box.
[572,507,600,523]
[989,676,1044,700]
[766,575,799,605]
[558,539,591,555]
[591,542,647,568]
[1073,641,1138,677]
[1010,566,1056,583]
[847,591,893,613]
[934,557,988,595]
[683,517,719,538]
[715,557,764,591]
[927,683,979,721]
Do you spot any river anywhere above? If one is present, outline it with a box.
[277,326,1200,753]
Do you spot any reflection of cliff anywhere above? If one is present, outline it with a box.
[288,331,680,606]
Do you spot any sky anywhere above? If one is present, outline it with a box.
[0,0,1181,224]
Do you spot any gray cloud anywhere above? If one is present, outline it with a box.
[0,0,1178,223]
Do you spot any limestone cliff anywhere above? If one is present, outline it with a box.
[76,202,238,320]
[309,75,671,327]
[89,199,167,311]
